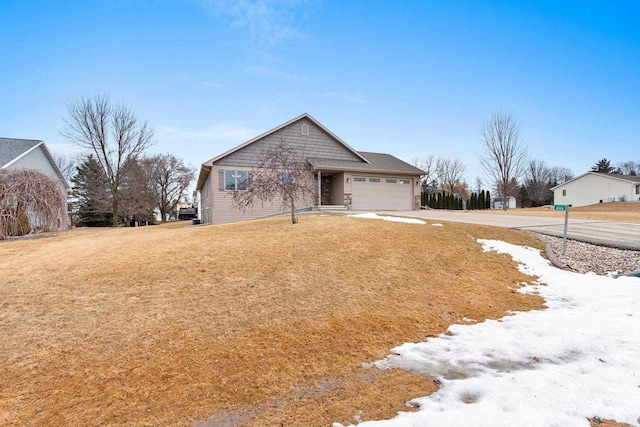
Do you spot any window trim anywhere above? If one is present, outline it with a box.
[224,170,248,191]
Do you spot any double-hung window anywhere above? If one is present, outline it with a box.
[224,170,247,191]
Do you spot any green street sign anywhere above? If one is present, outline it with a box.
[554,204,566,211]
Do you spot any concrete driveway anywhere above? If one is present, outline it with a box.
[388,210,640,251]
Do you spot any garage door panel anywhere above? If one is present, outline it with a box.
[352,176,413,210]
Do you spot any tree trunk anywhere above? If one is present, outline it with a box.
[112,199,119,227]
[290,196,297,224]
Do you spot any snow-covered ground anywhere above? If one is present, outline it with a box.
[335,239,640,427]
[348,213,427,225]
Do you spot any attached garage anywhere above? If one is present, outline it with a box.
[352,176,414,210]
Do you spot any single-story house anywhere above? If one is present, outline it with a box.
[552,172,640,207]
[493,196,516,210]
[0,137,70,229]
[196,113,425,225]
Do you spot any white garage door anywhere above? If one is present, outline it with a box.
[352,176,414,210]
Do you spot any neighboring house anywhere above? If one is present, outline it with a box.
[0,137,71,228]
[176,202,197,220]
[552,172,640,207]
[493,196,516,210]
[196,113,425,225]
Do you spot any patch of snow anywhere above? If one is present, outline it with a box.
[432,223,443,227]
[347,213,426,225]
[336,239,640,427]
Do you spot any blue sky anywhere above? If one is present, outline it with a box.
[2,0,638,187]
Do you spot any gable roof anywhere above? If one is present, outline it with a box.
[202,113,370,167]
[0,137,69,188]
[0,138,42,168]
[196,114,425,190]
[551,171,640,190]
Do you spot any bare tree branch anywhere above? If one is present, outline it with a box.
[141,154,195,222]
[480,111,528,210]
[61,94,154,226]
[0,169,67,239]
[230,139,315,224]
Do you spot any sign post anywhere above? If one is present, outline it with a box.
[554,204,571,255]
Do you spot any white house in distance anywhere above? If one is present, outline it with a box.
[196,113,425,225]
[552,172,640,207]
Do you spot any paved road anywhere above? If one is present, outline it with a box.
[388,210,640,251]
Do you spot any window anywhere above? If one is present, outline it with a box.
[301,123,309,136]
[353,177,366,182]
[369,178,381,183]
[281,172,295,186]
[225,170,247,191]
[562,189,567,196]
[399,179,410,184]
[636,184,640,195]
[386,179,397,184]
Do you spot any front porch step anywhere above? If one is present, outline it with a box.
[314,205,348,212]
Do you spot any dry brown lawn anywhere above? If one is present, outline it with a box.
[478,202,640,223]
[0,214,547,426]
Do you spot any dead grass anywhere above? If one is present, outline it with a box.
[0,215,547,426]
[473,203,640,223]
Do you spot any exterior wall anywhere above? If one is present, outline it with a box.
[216,118,362,167]
[7,146,67,194]
[209,165,315,224]
[554,174,639,207]
[493,196,517,209]
[201,174,212,224]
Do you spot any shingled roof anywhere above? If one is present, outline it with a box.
[0,137,69,187]
[0,138,43,168]
[308,151,425,175]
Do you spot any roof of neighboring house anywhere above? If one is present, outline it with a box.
[0,137,69,188]
[551,171,640,190]
[308,151,424,175]
[0,138,42,168]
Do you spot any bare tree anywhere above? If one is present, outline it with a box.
[524,160,551,207]
[119,159,156,225]
[52,152,77,182]
[231,139,315,224]
[61,94,154,226]
[412,155,440,194]
[616,160,640,176]
[142,154,195,222]
[480,111,528,210]
[440,158,467,195]
[548,167,574,186]
[0,169,67,239]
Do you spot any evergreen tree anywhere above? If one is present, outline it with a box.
[71,156,112,226]
[485,190,491,209]
[591,158,613,174]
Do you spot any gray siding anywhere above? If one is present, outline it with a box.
[209,165,315,225]
[216,118,363,167]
